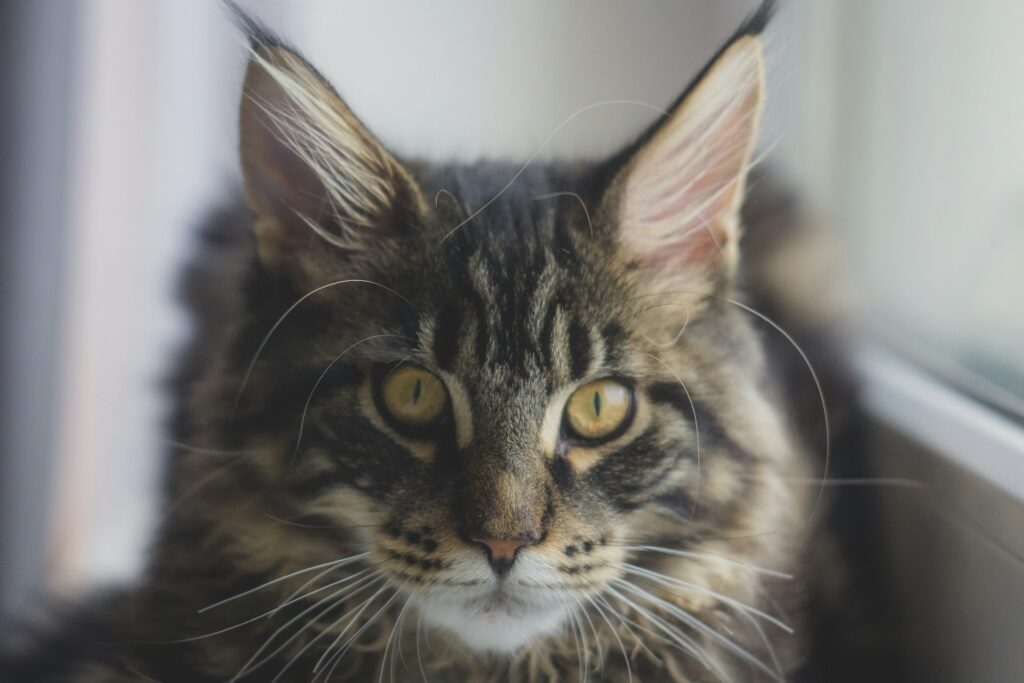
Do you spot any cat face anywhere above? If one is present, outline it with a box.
[211,20,787,655]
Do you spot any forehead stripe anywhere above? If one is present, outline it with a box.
[648,382,754,464]
[567,318,592,380]
[432,304,463,371]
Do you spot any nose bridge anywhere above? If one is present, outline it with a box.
[458,428,549,543]
[456,377,550,539]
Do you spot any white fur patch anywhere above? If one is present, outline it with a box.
[420,591,568,653]
[413,549,571,653]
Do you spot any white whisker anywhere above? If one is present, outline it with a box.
[586,594,633,683]
[292,333,404,462]
[622,545,793,580]
[232,573,383,681]
[234,279,413,407]
[622,564,791,632]
[268,575,387,683]
[644,352,702,517]
[438,100,672,244]
[319,590,401,682]
[199,552,370,613]
[615,579,780,682]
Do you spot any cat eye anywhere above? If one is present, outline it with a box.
[375,365,449,434]
[564,379,634,443]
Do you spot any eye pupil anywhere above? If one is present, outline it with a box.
[565,379,633,442]
[377,367,448,431]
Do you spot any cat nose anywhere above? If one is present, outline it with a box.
[472,534,540,577]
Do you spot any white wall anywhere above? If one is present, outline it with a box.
[48,0,267,593]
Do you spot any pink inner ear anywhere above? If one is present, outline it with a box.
[622,85,758,271]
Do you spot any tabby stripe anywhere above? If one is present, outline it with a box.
[648,381,755,463]
[538,298,560,373]
[432,304,463,371]
[567,318,592,380]
[600,322,627,366]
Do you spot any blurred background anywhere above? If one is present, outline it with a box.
[1,1,1021,680]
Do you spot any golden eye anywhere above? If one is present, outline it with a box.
[378,366,448,429]
[565,379,634,442]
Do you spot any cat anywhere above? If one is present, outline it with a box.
[2,1,823,681]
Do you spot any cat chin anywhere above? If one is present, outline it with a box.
[417,591,569,653]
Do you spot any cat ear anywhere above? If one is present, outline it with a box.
[605,29,767,289]
[238,37,425,282]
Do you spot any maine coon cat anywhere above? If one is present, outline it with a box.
[4,2,820,681]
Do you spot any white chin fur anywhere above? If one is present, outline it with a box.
[418,593,568,653]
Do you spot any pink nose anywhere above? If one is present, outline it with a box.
[474,537,528,561]
[471,534,540,576]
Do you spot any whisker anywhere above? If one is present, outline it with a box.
[719,296,831,519]
[319,590,402,683]
[530,191,595,240]
[576,593,605,674]
[740,475,924,489]
[268,575,388,683]
[232,573,384,681]
[622,564,792,632]
[199,552,371,613]
[586,594,634,683]
[381,594,415,683]
[438,99,672,244]
[593,594,660,663]
[568,592,603,677]
[384,595,410,683]
[574,595,591,683]
[610,582,734,682]
[415,609,429,683]
[620,545,793,580]
[566,596,587,683]
[312,583,392,674]
[615,579,780,682]
[234,279,414,407]
[153,568,377,645]
[603,585,713,672]
[163,439,249,456]
[644,351,702,517]
[625,290,833,519]
[292,333,404,463]
[271,565,377,618]
[551,590,585,683]
[744,609,786,682]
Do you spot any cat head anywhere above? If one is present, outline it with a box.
[198,3,793,656]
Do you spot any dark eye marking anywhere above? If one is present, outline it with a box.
[647,381,754,463]
[586,428,674,510]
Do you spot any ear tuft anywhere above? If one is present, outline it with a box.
[237,35,424,283]
[609,33,766,286]
[224,0,289,53]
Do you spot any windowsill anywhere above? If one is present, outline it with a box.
[854,346,1024,681]
[857,346,1024,502]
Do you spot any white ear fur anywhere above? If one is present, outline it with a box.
[616,36,766,277]
[239,46,422,274]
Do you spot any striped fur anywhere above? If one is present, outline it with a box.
[3,2,819,681]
